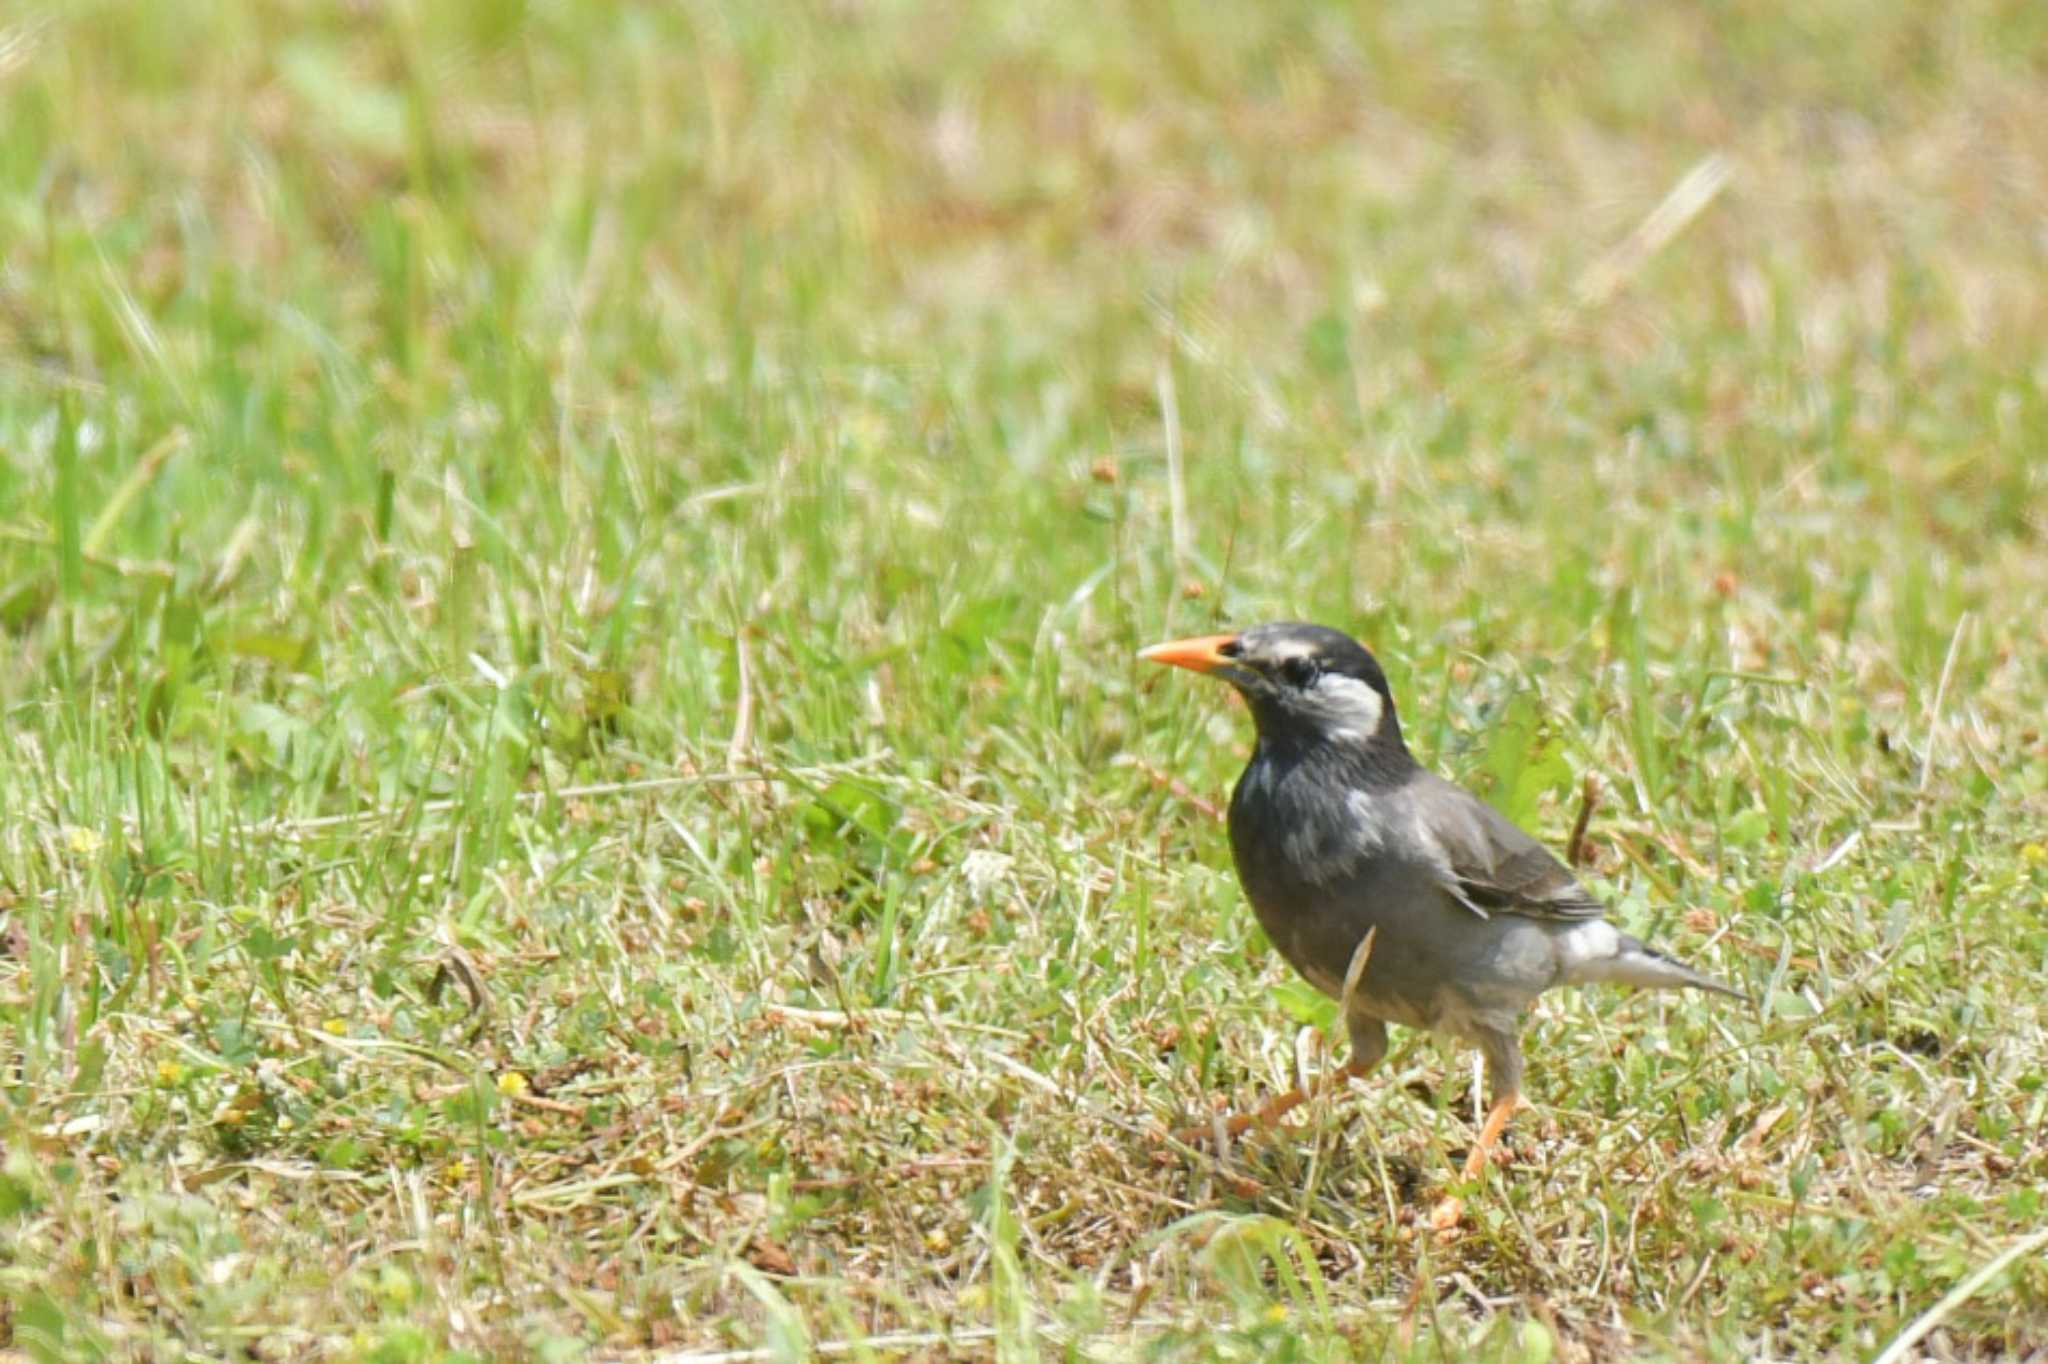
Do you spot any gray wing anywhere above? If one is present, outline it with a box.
[1408,772,1608,922]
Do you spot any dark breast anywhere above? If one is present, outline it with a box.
[1228,753,1379,984]
[1227,752,1482,1028]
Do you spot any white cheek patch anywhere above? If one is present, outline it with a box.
[1309,673,1384,741]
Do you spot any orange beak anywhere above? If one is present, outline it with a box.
[1137,633,1239,675]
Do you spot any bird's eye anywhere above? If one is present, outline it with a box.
[1279,656,1319,689]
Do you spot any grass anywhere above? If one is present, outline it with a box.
[2,0,2046,1358]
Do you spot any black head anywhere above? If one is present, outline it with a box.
[1139,621,1407,756]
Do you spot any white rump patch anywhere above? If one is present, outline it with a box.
[1554,920,1621,972]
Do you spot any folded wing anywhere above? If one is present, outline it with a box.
[1408,772,1608,922]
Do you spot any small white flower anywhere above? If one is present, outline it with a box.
[960,850,1014,900]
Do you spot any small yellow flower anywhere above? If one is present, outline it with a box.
[378,1265,417,1307]
[496,1071,529,1097]
[1263,1304,1289,1325]
[276,1115,295,1133]
[65,827,104,856]
[2022,843,2046,865]
[156,1060,185,1086]
[320,1018,347,1036]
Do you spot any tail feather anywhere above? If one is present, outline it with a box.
[1566,930,1748,1002]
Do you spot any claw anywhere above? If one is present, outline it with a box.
[1167,1057,1371,1148]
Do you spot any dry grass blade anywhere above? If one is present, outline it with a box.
[243,756,890,836]
[1869,1228,2048,1364]
[1573,153,1734,308]
[1159,361,1189,577]
[762,1003,1032,1042]
[1337,925,1377,1027]
[727,629,756,770]
[1917,611,1970,794]
[1565,774,1599,868]
[83,427,185,556]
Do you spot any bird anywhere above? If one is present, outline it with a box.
[1139,621,1743,1226]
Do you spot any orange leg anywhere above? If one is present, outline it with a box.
[1428,1089,1524,1232]
[1461,1089,1522,1179]
[1174,1058,1369,1145]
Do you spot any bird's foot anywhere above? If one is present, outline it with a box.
[1169,1086,1310,1146]
[1169,1112,1257,1147]
[1425,1090,1526,1233]
[1459,1091,1527,1176]
[1167,1059,1372,1147]
[1458,1139,1520,1176]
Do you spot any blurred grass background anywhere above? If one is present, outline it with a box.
[2,1,2045,1359]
